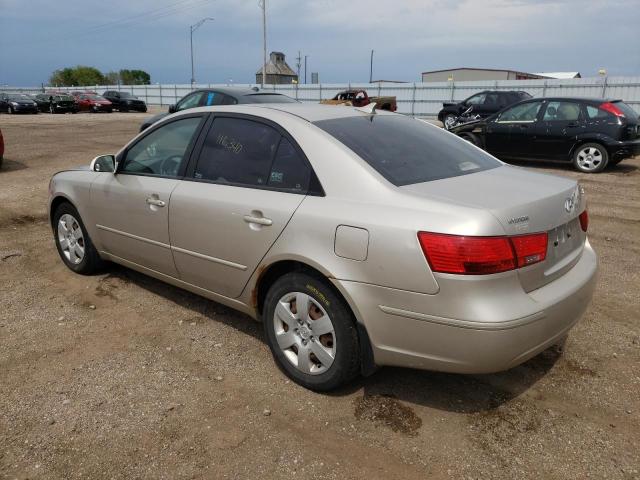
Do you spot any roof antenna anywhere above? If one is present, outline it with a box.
[355,103,376,115]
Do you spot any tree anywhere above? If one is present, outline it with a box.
[119,69,151,85]
[49,65,105,86]
[103,71,120,85]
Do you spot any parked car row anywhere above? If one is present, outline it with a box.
[0,90,148,114]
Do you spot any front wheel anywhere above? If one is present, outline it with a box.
[443,113,457,129]
[53,202,104,274]
[263,272,360,391]
[8,106,14,114]
[573,143,608,173]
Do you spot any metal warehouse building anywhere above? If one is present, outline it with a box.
[422,67,546,82]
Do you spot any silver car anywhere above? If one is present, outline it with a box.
[48,104,597,391]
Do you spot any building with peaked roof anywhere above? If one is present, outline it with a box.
[256,52,298,85]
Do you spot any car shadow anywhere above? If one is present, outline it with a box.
[507,158,638,175]
[0,158,28,172]
[102,264,561,413]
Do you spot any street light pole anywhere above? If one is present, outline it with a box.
[190,17,214,87]
[369,49,374,83]
[259,0,267,87]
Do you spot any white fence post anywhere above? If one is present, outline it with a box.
[159,84,163,106]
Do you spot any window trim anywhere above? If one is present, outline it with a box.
[115,113,210,180]
[183,112,325,196]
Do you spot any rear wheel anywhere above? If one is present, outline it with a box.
[263,272,360,391]
[53,202,104,275]
[573,143,608,173]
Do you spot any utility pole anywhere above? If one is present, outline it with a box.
[304,55,308,84]
[369,49,374,83]
[259,0,267,87]
[296,51,302,80]
[190,17,214,87]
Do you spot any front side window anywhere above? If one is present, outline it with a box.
[121,117,202,177]
[314,115,501,186]
[543,101,581,122]
[194,117,281,187]
[177,92,204,111]
[497,101,542,122]
[466,93,487,105]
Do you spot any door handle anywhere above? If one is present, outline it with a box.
[146,197,166,207]
[243,215,272,226]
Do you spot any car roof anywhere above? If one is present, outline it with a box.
[182,103,393,122]
[191,87,290,98]
[518,96,616,103]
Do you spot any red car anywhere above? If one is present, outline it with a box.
[75,94,113,113]
[0,127,4,168]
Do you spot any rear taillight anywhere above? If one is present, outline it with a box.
[579,210,589,232]
[599,102,625,118]
[418,232,548,275]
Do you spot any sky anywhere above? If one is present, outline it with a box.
[0,0,639,86]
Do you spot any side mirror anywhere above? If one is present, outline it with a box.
[90,154,116,173]
[168,104,177,113]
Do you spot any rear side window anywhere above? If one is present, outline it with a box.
[314,115,501,186]
[586,105,610,119]
[268,138,311,192]
[543,101,581,121]
[194,117,281,186]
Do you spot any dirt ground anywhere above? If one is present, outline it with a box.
[0,112,638,480]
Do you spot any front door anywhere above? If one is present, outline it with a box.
[169,115,315,298]
[90,115,205,276]
[532,100,585,160]
[485,100,543,159]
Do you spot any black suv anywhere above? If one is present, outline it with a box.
[102,91,147,112]
[438,90,531,128]
[139,87,297,131]
[450,97,640,173]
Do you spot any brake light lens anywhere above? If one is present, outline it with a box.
[599,102,625,118]
[579,210,589,232]
[418,232,548,275]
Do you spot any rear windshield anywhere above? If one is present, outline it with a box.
[245,94,298,104]
[613,101,639,120]
[314,115,501,186]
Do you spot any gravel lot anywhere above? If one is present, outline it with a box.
[0,112,638,480]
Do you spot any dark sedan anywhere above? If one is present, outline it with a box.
[450,97,640,173]
[102,91,147,112]
[0,93,39,114]
[139,87,298,131]
[33,93,78,114]
[438,90,531,129]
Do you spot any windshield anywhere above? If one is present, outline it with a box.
[613,101,639,120]
[85,94,106,101]
[314,115,501,186]
[55,95,74,101]
[119,92,135,98]
[245,94,298,104]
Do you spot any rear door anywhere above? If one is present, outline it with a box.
[90,114,206,276]
[169,114,316,298]
[532,100,586,160]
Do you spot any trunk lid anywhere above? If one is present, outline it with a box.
[402,165,586,292]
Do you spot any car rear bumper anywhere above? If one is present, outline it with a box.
[609,138,640,160]
[334,240,598,374]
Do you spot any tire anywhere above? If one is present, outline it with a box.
[49,104,55,114]
[53,202,104,275]
[572,142,608,173]
[263,272,360,391]
[8,106,14,114]
[443,113,456,130]
[0,156,3,168]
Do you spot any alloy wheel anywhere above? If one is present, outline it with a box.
[273,292,336,375]
[576,146,604,171]
[57,213,85,265]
